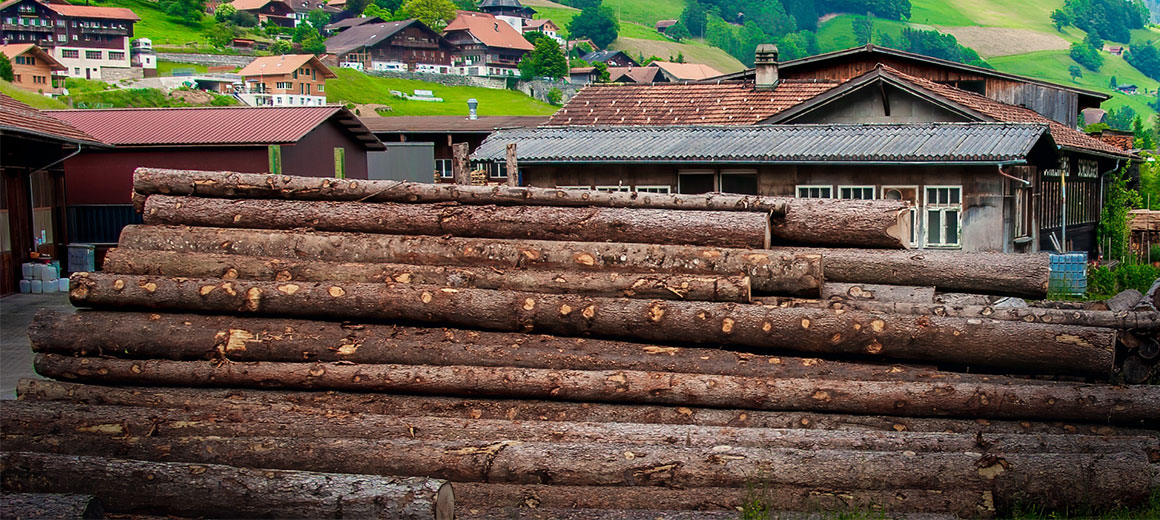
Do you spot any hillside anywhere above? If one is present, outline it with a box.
[1,81,69,109]
[325,68,558,117]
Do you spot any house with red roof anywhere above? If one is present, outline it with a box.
[472,44,1131,255]
[442,10,533,77]
[0,43,65,94]
[1,0,140,80]
[236,54,336,107]
[228,0,295,27]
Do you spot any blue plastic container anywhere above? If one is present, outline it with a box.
[1048,253,1088,296]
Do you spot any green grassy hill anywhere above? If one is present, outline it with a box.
[325,68,558,117]
[0,81,69,109]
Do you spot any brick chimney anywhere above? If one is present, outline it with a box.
[754,44,779,90]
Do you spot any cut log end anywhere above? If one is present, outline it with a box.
[436,482,456,520]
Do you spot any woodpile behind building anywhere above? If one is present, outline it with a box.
[4,169,1159,519]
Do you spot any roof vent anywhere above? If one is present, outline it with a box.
[467,98,478,120]
[754,43,778,91]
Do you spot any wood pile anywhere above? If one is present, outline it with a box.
[5,168,1159,519]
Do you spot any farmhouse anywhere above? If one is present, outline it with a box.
[0,43,65,95]
[236,54,335,106]
[442,10,533,76]
[0,0,140,80]
[227,0,295,27]
[325,19,454,73]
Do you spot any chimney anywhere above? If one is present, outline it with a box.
[467,98,478,120]
[754,44,779,90]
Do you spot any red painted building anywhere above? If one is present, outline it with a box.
[48,105,383,244]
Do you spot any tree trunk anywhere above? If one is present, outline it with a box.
[114,225,822,296]
[1106,289,1144,313]
[505,143,518,188]
[821,283,935,303]
[101,250,752,302]
[769,198,910,249]
[452,143,469,185]
[131,168,792,214]
[2,434,1152,510]
[33,355,1160,424]
[19,379,1151,437]
[823,300,1160,331]
[31,310,1037,383]
[67,273,1116,375]
[5,400,1155,456]
[0,451,453,520]
[141,195,773,250]
[778,248,1051,298]
[451,484,992,518]
[0,493,102,520]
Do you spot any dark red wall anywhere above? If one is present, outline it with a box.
[64,148,268,205]
[282,119,370,180]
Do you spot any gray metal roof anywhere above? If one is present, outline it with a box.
[471,123,1052,164]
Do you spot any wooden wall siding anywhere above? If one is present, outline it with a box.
[781,57,986,84]
[786,85,971,124]
[987,79,1079,127]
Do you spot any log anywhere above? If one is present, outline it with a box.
[5,400,1156,456]
[1107,289,1144,313]
[452,143,469,185]
[19,380,1152,437]
[821,283,935,303]
[822,300,1160,331]
[3,434,1152,510]
[768,197,910,249]
[131,168,792,213]
[0,451,453,519]
[456,508,743,520]
[30,310,1038,384]
[68,273,1117,375]
[505,143,518,188]
[101,249,752,302]
[0,493,102,519]
[33,355,1160,424]
[114,225,822,296]
[141,195,773,249]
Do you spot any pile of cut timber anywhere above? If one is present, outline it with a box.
[5,168,1159,520]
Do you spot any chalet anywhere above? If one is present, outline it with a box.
[655,19,676,33]
[286,0,338,28]
[473,45,1130,255]
[49,105,383,246]
[0,93,107,294]
[0,0,139,80]
[442,10,533,76]
[523,18,560,43]
[607,65,664,83]
[581,49,638,67]
[363,114,546,181]
[1117,84,1138,95]
[325,15,383,34]
[236,54,335,106]
[325,19,454,73]
[652,60,721,81]
[228,0,295,27]
[0,43,65,94]
[477,0,534,32]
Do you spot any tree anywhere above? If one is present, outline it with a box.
[399,0,457,30]
[1125,42,1160,80]
[0,54,12,82]
[301,34,327,54]
[344,0,371,15]
[269,40,293,55]
[1055,0,1147,44]
[205,23,238,47]
[1069,42,1103,71]
[592,61,609,82]
[1098,164,1142,261]
[1083,30,1103,50]
[160,0,205,22]
[852,16,873,45]
[373,0,403,12]
[569,0,601,9]
[293,23,317,42]
[679,1,706,39]
[519,35,568,79]
[1134,116,1155,150]
[214,3,237,22]
[546,87,563,105]
[1069,64,1083,80]
[1106,105,1137,131]
[666,20,691,41]
[567,5,618,48]
[1109,75,1117,88]
[1050,8,1072,30]
[308,9,332,30]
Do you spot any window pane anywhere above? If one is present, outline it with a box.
[946,210,959,244]
[720,174,757,195]
[680,174,715,194]
[926,188,936,203]
[950,189,960,204]
[927,210,940,245]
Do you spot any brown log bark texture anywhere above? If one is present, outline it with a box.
[141,195,773,249]
[19,379,1151,437]
[0,493,102,520]
[768,198,910,249]
[826,300,1160,331]
[114,225,821,296]
[821,283,935,303]
[0,451,453,520]
[31,310,1043,384]
[100,249,752,302]
[5,400,1155,457]
[2,433,1151,511]
[33,355,1160,424]
[67,273,1116,375]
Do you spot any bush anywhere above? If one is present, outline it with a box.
[1070,42,1103,71]
[1116,263,1160,293]
[546,87,563,106]
[1088,265,1116,297]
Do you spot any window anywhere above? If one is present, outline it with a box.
[85,50,101,59]
[317,84,324,92]
[491,162,508,178]
[56,33,65,42]
[276,82,292,89]
[839,186,875,200]
[635,185,671,193]
[796,185,833,198]
[292,70,298,79]
[108,51,124,60]
[924,186,961,248]
[436,159,453,178]
[678,170,715,194]
[595,185,630,192]
[720,169,758,195]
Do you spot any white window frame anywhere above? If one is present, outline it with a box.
[923,185,963,249]
[881,185,919,247]
[435,158,453,178]
[838,185,876,200]
[634,185,671,193]
[719,168,758,195]
[595,185,630,192]
[491,162,509,179]
[796,185,833,198]
[677,169,716,194]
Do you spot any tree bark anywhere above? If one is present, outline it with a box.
[67,273,1116,375]
[115,225,822,295]
[823,300,1160,331]
[505,143,518,188]
[0,451,453,520]
[776,248,1051,298]
[451,484,992,518]
[453,143,469,185]
[33,355,1160,424]
[1106,289,1144,313]
[0,493,102,520]
[101,250,752,302]
[31,310,1035,384]
[2,434,1152,510]
[141,195,773,249]
[821,283,935,303]
[5,400,1155,456]
[131,168,791,214]
[769,198,910,249]
[20,379,1152,437]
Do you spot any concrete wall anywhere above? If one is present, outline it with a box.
[100,67,144,82]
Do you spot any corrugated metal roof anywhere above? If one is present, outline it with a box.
[471,123,1050,164]
[0,93,106,146]
[48,106,384,149]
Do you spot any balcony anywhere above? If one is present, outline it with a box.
[2,22,53,32]
[80,26,129,35]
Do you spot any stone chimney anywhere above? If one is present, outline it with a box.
[754,44,779,90]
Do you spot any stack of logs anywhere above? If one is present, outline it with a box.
[4,168,1159,520]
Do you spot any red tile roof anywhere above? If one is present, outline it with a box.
[546,80,840,126]
[0,93,104,145]
[43,3,140,20]
[238,54,335,78]
[444,10,534,51]
[880,66,1128,158]
[47,106,383,149]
